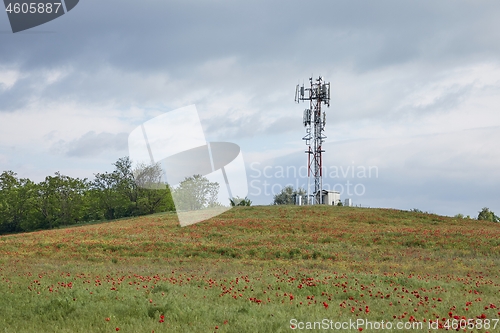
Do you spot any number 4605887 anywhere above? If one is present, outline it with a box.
[5,3,62,14]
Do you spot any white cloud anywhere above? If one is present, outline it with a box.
[0,68,21,90]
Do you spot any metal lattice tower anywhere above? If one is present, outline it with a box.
[295,76,330,204]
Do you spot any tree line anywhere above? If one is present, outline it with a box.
[0,157,175,234]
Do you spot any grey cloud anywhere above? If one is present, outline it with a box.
[0,73,44,112]
[2,1,499,118]
[397,83,475,118]
[203,112,301,140]
[1,1,499,74]
[421,84,474,113]
[263,117,301,136]
[203,112,262,139]
[51,131,128,157]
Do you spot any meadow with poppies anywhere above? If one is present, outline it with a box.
[0,205,499,332]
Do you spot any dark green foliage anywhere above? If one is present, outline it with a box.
[0,157,176,234]
[0,171,39,233]
[134,162,175,214]
[230,196,252,206]
[273,186,294,205]
[477,207,499,222]
[36,172,89,229]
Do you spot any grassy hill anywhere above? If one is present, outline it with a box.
[0,206,499,332]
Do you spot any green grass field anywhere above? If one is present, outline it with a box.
[0,206,499,332]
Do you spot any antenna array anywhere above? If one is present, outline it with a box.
[295,76,330,204]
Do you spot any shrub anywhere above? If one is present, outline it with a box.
[477,207,499,222]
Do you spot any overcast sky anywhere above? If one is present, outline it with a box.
[1,0,499,217]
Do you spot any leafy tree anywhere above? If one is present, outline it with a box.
[273,186,294,205]
[273,186,306,205]
[91,157,141,219]
[477,207,499,222]
[134,162,175,214]
[0,171,39,233]
[113,157,138,210]
[81,185,105,221]
[87,157,179,220]
[35,172,89,229]
[92,170,129,220]
[172,174,219,211]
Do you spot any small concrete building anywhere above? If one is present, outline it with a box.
[318,190,341,205]
[344,198,352,207]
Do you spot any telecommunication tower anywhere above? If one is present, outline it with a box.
[295,76,330,204]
